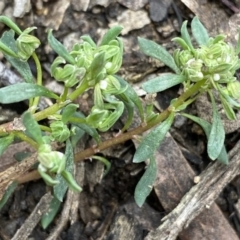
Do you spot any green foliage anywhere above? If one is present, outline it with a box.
[0,181,18,210]
[0,83,59,103]
[0,30,34,83]
[54,139,81,202]
[134,156,157,207]
[142,73,186,93]
[133,112,174,163]
[0,134,14,156]
[138,37,180,74]
[207,91,225,160]
[22,111,44,145]
[182,113,228,164]
[0,15,239,217]
[41,195,61,229]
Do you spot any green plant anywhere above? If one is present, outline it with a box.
[0,15,239,219]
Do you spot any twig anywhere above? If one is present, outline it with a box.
[11,192,53,240]
[46,190,74,240]
[145,139,240,240]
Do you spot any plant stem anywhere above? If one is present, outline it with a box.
[17,79,207,184]
[68,81,89,101]
[74,79,206,161]
[14,132,38,149]
[0,16,22,35]
[30,52,43,113]
[33,101,69,121]
[61,86,69,102]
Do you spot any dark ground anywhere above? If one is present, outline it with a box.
[0,0,240,239]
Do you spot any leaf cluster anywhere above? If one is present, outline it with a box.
[0,15,238,217]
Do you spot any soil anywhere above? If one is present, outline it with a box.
[0,0,240,239]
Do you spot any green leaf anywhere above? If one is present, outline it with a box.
[70,125,85,148]
[0,16,22,35]
[220,91,240,109]
[41,195,61,229]
[207,92,225,160]
[191,17,209,46]
[134,156,157,207]
[81,35,96,47]
[0,40,19,58]
[22,111,43,145]
[133,112,174,163]
[47,30,75,64]
[54,139,75,201]
[0,181,18,209]
[142,73,186,93]
[115,75,144,121]
[0,134,14,156]
[219,94,236,120]
[180,20,194,50]
[0,83,59,103]
[172,37,191,50]
[88,52,106,80]
[91,155,111,176]
[1,30,34,83]
[71,113,101,144]
[61,104,78,124]
[182,113,228,164]
[14,152,33,162]
[98,102,124,132]
[100,26,123,46]
[138,37,180,74]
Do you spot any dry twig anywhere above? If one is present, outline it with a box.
[11,192,53,240]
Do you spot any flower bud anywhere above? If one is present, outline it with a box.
[227,81,240,99]
[16,27,40,61]
[50,121,70,142]
[51,56,86,87]
[38,144,65,169]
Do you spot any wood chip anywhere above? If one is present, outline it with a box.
[11,192,53,240]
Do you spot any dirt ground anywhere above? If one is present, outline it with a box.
[1,0,240,239]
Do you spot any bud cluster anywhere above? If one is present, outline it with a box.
[174,35,240,90]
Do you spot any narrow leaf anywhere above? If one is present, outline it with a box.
[180,20,194,50]
[172,37,191,50]
[41,195,61,229]
[48,30,75,64]
[134,156,157,207]
[219,94,236,120]
[0,181,18,209]
[182,113,228,164]
[70,125,85,148]
[22,111,43,145]
[138,37,180,74]
[88,52,106,79]
[0,83,59,103]
[0,134,14,156]
[71,112,100,144]
[54,139,75,202]
[100,26,123,46]
[142,73,186,93]
[62,104,78,124]
[133,112,174,163]
[115,75,144,121]
[191,17,209,46]
[1,30,34,83]
[207,92,225,160]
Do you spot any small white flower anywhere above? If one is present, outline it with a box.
[99,79,108,90]
[213,73,220,81]
[105,62,112,69]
